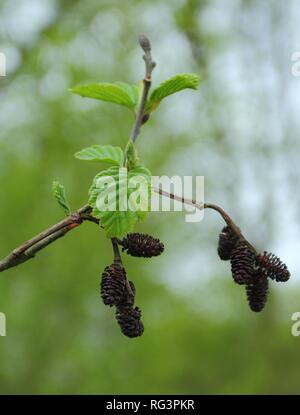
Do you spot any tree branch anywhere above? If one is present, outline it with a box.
[4,35,247,273]
[0,205,98,273]
[0,187,254,273]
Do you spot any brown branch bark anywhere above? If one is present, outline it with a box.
[0,205,98,273]
[153,187,256,252]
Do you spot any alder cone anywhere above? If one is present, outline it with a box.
[256,251,290,282]
[246,273,269,312]
[230,240,256,285]
[116,306,144,338]
[118,280,136,308]
[100,263,126,307]
[120,233,164,258]
[218,226,239,261]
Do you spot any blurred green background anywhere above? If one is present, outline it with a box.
[1,0,300,394]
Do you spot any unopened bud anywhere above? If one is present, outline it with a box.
[139,33,151,53]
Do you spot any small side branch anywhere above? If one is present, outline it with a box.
[111,238,122,264]
[153,187,256,250]
[153,187,239,229]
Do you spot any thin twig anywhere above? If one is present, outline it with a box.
[129,34,156,144]
[153,187,256,252]
[111,238,122,263]
[153,187,238,228]
[156,187,204,211]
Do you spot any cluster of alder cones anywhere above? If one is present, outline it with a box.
[100,226,290,338]
[100,233,164,338]
[218,226,290,312]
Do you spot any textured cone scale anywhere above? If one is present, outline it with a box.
[230,240,256,285]
[120,233,164,258]
[129,280,136,296]
[116,306,144,338]
[256,251,290,282]
[100,263,126,307]
[246,273,269,312]
[118,280,136,308]
[218,226,239,261]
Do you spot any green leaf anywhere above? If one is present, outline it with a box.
[52,181,71,216]
[70,82,139,109]
[88,166,152,238]
[125,140,140,170]
[115,82,139,106]
[74,145,123,166]
[146,73,200,113]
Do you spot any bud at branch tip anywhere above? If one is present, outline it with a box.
[139,33,151,53]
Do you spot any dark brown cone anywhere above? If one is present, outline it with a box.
[120,233,164,258]
[118,280,136,308]
[218,226,239,260]
[100,263,126,307]
[256,251,290,282]
[116,306,144,338]
[230,240,256,285]
[246,273,269,312]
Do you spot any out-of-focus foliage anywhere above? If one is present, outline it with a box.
[1,0,300,394]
